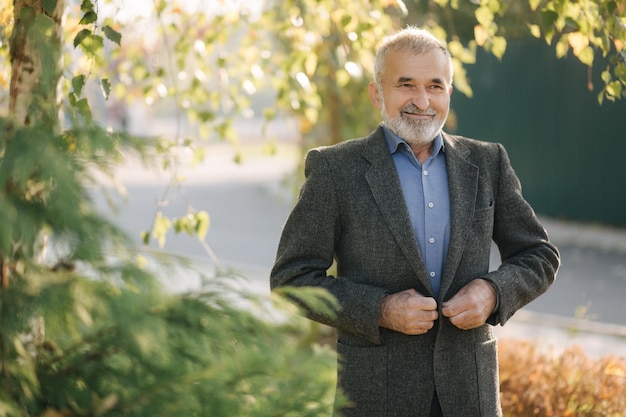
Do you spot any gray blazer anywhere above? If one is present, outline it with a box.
[271,126,560,417]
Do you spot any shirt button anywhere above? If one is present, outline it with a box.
[429,271,436,278]
[423,170,429,176]
[428,202,434,208]
[429,237,435,244]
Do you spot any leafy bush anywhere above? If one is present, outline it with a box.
[499,338,626,417]
[0,271,340,417]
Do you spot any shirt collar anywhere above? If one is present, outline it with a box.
[382,125,445,158]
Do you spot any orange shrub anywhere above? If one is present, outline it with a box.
[499,338,626,417]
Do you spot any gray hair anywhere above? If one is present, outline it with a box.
[373,27,453,87]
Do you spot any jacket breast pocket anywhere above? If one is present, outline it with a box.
[464,202,495,266]
[473,200,494,224]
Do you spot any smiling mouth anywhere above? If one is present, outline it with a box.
[401,111,435,118]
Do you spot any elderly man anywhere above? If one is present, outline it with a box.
[271,27,560,417]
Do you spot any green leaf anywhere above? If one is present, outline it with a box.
[152,213,172,248]
[194,211,210,241]
[100,78,111,100]
[541,9,558,29]
[528,0,541,12]
[141,231,150,245]
[448,40,476,64]
[475,6,494,27]
[103,25,122,46]
[197,110,215,122]
[174,216,193,236]
[491,36,507,60]
[340,14,352,28]
[541,10,559,44]
[577,46,594,67]
[555,36,569,58]
[74,98,93,123]
[80,0,94,13]
[606,80,622,98]
[604,1,617,15]
[42,0,58,14]
[73,28,91,48]
[528,24,541,39]
[615,62,626,82]
[72,75,86,97]
[79,11,97,25]
[79,33,104,56]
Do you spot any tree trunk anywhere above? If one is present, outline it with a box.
[9,0,64,127]
[2,0,64,289]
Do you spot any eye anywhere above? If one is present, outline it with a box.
[429,84,444,90]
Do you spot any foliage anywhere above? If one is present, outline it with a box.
[253,0,626,150]
[0,123,341,415]
[0,268,341,416]
[0,1,341,416]
[499,338,626,417]
[259,0,401,145]
[526,0,626,103]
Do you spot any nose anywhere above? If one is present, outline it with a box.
[411,86,430,110]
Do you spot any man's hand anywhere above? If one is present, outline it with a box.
[441,279,497,330]
[379,289,438,335]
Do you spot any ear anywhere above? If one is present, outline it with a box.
[368,82,382,109]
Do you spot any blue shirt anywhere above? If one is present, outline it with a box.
[382,126,451,297]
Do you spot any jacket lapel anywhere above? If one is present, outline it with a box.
[439,133,479,299]
[362,127,433,294]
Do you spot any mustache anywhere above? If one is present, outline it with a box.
[400,105,436,116]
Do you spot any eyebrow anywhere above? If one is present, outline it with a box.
[396,77,414,84]
[395,76,446,85]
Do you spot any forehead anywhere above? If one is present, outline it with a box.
[382,48,451,84]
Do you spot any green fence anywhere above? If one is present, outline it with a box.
[449,39,626,228]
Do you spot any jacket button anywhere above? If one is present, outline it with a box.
[429,343,435,351]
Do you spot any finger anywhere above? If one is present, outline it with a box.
[421,297,438,310]
[449,311,474,330]
[441,301,462,318]
[406,319,436,335]
[427,309,439,320]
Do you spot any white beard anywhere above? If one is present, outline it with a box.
[381,101,446,148]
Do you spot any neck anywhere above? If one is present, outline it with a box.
[410,141,434,164]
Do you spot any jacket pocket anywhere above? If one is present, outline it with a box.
[336,340,388,417]
[475,337,503,417]
[473,201,494,223]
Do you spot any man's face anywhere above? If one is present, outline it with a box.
[369,48,453,147]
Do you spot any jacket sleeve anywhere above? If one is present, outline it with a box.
[270,148,388,344]
[482,144,560,326]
